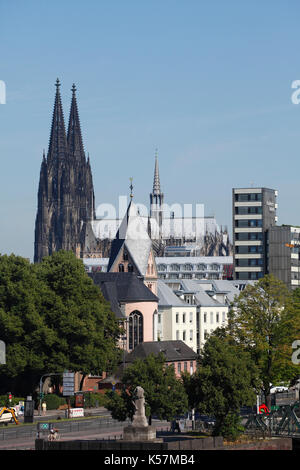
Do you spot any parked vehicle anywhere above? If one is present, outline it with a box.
[0,407,19,425]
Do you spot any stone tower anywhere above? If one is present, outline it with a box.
[34,80,96,263]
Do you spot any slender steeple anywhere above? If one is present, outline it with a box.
[47,78,68,165]
[67,83,85,163]
[152,149,161,195]
[150,150,164,239]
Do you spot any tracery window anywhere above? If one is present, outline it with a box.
[128,310,143,350]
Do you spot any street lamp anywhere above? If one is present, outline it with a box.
[39,373,61,416]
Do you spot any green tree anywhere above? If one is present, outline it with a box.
[106,353,188,424]
[183,330,257,440]
[227,274,300,409]
[0,251,122,395]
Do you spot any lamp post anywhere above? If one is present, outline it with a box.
[39,373,61,416]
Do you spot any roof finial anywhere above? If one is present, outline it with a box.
[129,177,133,200]
[71,83,76,96]
[55,78,60,89]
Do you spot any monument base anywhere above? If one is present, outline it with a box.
[123,425,161,442]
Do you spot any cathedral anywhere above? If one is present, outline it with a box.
[34,81,232,264]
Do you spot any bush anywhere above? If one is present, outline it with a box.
[43,394,66,410]
[213,412,245,441]
[81,392,109,408]
[0,395,25,407]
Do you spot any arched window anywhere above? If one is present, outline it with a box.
[128,264,134,272]
[119,263,124,272]
[128,311,143,350]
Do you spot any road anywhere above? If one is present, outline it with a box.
[0,409,169,450]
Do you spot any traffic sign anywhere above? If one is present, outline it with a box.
[63,371,75,396]
[0,341,5,365]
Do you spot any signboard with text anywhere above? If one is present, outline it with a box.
[63,371,75,396]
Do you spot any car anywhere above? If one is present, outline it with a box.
[270,386,288,394]
[0,409,14,425]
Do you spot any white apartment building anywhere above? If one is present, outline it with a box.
[157,280,197,354]
[157,278,249,354]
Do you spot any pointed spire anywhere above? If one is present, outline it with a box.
[67,83,85,162]
[153,149,161,195]
[47,78,68,164]
[129,177,133,200]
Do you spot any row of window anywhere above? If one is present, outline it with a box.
[174,312,194,324]
[236,258,263,267]
[203,311,227,324]
[235,232,263,241]
[235,206,262,215]
[235,219,262,228]
[157,263,222,272]
[235,245,263,254]
[235,271,263,280]
[167,361,195,374]
[234,193,262,202]
[176,329,194,342]
[159,273,221,280]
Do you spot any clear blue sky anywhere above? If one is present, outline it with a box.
[1,0,300,260]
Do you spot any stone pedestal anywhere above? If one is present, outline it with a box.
[123,425,157,442]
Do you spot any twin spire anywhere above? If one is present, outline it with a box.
[47,78,86,164]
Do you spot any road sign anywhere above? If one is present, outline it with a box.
[63,371,75,396]
[0,341,5,365]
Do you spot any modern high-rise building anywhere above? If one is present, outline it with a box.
[232,187,277,280]
[268,225,300,290]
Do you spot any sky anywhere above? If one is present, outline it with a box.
[1,0,300,260]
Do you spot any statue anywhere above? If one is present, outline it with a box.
[123,385,159,441]
[132,386,148,427]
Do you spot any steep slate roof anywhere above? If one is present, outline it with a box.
[157,279,188,307]
[178,279,224,307]
[107,200,153,276]
[125,340,198,363]
[89,272,158,319]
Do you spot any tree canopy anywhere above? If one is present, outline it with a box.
[106,353,188,424]
[182,330,258,440]
[227,274,300,406]
[0,251,122,395]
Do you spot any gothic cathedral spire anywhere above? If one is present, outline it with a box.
[34,80,96,262]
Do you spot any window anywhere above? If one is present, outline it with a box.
[183,330,186,341]
[182,313,186,323]
[216,313,219,323]
[123,251,128,261]
[128,264,134,272]
[204,312,207,323]
[189,312,193,323]
[222,312,226,322]
[170,264,180,271]
[184,264,193,271]
[190,361,194,374]
[118,263,124,272]
[128,311,143,350]
[184,362,187,372]
[204,329,209,339]
[158,314,161,324]
[210,312,213,324]
[176,313,179,323]
[189,330,193,341]
[176,330,180,340]
[177,363,181,374]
